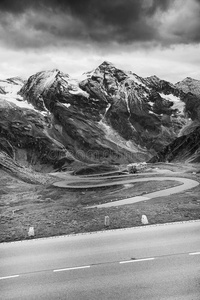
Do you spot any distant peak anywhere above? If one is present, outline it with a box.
[101,61,114,66]
[98,61,116,69]
[51,68,60,73]
[6,77,25,84]
[182,76,199,82]
[145,75,161,83]
[181,77,193,82]
[38,69,61,76]
[176,77,200,85]
[149,75,160,80]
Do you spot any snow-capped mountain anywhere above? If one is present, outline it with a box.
[0,77,25,93]
[0,76,74,172]
[175,77,200,125]
[79,61,188,152]
[19,69,89,111]
[19,65,149,165]
[1,61,200,171]
[149,76,200,163]
[0,77,37,110]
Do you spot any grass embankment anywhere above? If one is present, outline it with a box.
[0,163,200,242]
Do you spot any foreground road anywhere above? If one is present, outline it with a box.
[1,221,200,299]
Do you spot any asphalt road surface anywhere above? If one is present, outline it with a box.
[53,176,199,208]
[1,221,200,299]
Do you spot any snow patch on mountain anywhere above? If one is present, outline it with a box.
[42,70,58,89]
[149,110,157,115]
[98,119,145,153]
[63,103,71,108]
[127,72,146,87]
[67,78,89,98]
[103,103,111,118]
[0,77,24,95]
[0,94,36,110]
[159,92,185,113]
[0,76,44,113]
[159,93,179,102]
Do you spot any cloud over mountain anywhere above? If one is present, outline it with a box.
[0,0,200,50]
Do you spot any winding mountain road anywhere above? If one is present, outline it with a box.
[53,175,199,208]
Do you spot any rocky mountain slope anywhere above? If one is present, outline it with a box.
[149,76,200,164]
[80,62,188,152]
[175,78,200,125]
[19,62,191,163]
[149,126,200,163]
[0,78,76,172]
[19,68,147,165]
[1,62,200,173]
[176,77,200,97]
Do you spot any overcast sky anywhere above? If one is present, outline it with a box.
[0,0,200,82]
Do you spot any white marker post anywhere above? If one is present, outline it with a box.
[28,226,35,237]
[104,216,110,227]
[141,215,149,225]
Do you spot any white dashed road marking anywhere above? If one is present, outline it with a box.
[53,265,91,272]
[119,257,155,264]
[0,275,19,280]
[1,252,199,280]
[189,252,200,256]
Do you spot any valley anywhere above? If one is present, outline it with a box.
[0,62,200,242]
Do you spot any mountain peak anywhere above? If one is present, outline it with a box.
[146,75,160,81]
[97,61,117,72]
[176,77,200,84]
[6,76,26,84]
[175,76,200,97]
[51,68,60,73]
[100,61,115,67]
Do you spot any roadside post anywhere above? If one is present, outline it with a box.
[28,226,35,237]
[141,215,149,225]
[104,216,110,227]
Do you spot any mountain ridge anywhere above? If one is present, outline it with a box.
[0,61,199,175]
[175,77,200,97]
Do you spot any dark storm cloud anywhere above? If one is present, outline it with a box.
[0,0,200,49]
[146,0,172,14]
[63,0,159,42]
[0,0,40,13]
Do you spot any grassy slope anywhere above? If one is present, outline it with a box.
[0,164,200,242]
